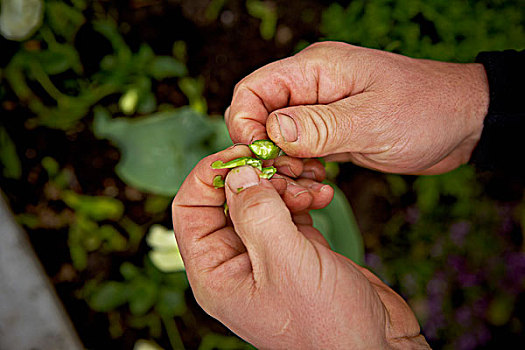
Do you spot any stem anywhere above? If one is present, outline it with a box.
[161,315,185,350]
[29,62,66,101]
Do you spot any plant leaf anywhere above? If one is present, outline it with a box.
[62,190,124,221]
[0,126,22,179]
[310,183,364,265]
[93,106,226,195]
[155,287,186,317]
[89,281,129,312]
[129,278,158,315]
[148,56,187,80]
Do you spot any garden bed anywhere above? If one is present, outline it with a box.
[1,1,525,349]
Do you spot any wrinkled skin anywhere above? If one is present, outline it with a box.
[226,41,489,175]
[172,146,430,349]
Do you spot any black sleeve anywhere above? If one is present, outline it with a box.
[469,50,525,174]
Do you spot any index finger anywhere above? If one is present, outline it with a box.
[172,146,251,252]
[226,42,362,144]
[226,57,316,144]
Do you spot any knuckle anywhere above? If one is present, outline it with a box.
[235,196,275,227]
[301,106,339,155]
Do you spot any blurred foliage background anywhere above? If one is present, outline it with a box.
[0,0,524,349]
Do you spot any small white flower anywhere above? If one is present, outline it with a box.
[146,224,185,273]
[133,339,164,350]
[0,0,43,41]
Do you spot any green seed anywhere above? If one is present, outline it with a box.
[260,166,277,179]
[213,175,225,188]
[249,139,280,160]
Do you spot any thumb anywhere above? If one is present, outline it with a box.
[224,166,305,281]
[266,103,354,158]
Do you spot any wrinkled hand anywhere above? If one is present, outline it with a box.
[172,146,429,349]
[226,41,489,175]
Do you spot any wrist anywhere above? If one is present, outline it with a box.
[469,62,490,130]
[457,62,490,165]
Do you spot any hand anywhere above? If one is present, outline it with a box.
[226,41,489,175]
[172,146,429,349]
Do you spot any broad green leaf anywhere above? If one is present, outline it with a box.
[311,183,364,265]
[93,106,227,195]
[62,190,124,221]
[89,281,129,312]
[0,126,22,179]
[208,117,233,151]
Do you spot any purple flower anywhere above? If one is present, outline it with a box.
[405,206,420,225]
[503,252,525,293]
[455,306,473,325]
[427,272,448,297]
[449,221,470,247]
[365,253,383,273]
[455,333,477,350]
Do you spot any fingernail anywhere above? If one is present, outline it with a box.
[286,182,309,198]
[227,166,260,193]
[308,182,325,191]
[276,113,298,142]
[301,171,316,180]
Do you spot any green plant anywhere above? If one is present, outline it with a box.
[3,1,188,130]
[87,258,188,349]
[320,0,525,347]
[321,0,525,61]
[246,0,278,40]
[93,106,231,196]
[17,157,138,270]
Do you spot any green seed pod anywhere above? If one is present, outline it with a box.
[213,175,225,188]
[212,157,263,171]
[260,166,277,179]
[249,140,280,160]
